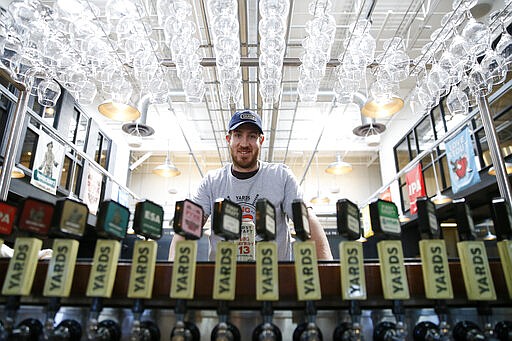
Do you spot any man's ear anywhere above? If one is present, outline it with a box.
[259,135,265,144]
[226,134,231,143]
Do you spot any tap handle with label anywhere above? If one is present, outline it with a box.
[252,200,281,341]
[129,200,164,341]
[292,200,311,241]
[86,200,129,341]
[491,198,512,299]
[212,198,242,241]
[453,198,476,241]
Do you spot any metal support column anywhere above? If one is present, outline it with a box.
[0,89,30,201]
[477,95,512,207]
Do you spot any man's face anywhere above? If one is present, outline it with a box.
[226,124,264,171]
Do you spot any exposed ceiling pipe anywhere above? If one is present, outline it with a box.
[170,107,205,178]
[122,94,155,148]
[129,151,153,171]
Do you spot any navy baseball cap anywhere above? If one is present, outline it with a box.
[228,110,263,134]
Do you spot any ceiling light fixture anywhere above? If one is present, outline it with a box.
[153,152,181,178]
[0,165,25,179]
[311,154,330,204]
[361,97,404,118]
[98,101,141,122]
[325,153,352,175]
[488,162,512,176]
[399,213,411,223]
[430,152,452,205]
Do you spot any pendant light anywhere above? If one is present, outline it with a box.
[325,153,353,175]
[430,152,452,205]
[310,154,330,204]
[0,164,25,178]
[361,97,404,118]
[488,162,512,175]
[153,149,180,178]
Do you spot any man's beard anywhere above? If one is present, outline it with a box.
[231,148,259,170]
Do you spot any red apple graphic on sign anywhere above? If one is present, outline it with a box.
[451,157,468,179]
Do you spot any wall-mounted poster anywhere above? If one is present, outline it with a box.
[405,163,426,215]
[445,126,481,194]
[30,133,64,195]
[84,164,103,215]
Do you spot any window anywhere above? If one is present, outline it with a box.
[67,108,89,151]
[395,138,410,171]
[393,80,511,213]
[416,114,434,153]
[95,133,111,169]
[59,156,83,195]
[0,92,13,150]
[20,128,38,169]
[58,107,90,196]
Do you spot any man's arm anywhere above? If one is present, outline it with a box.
[307,207,333,260]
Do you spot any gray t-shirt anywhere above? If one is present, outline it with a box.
[192,161,303,261]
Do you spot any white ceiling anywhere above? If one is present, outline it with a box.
[32,0,506,175]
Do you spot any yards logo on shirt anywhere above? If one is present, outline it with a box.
[229,194,260,221]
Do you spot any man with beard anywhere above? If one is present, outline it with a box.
[169,110,332,261]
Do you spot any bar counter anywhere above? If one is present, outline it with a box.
[0,260,509,310]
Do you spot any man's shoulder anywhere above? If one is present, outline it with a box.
[259,161,292,176]
[205,164,231,180]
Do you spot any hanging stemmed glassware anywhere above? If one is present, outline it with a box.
[489,7,512,72]
[298,0,336,103]
[446,84,470,118]
[258,0,289,105]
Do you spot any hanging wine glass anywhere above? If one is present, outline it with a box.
[480,49,507,87]
[468,63,492,96]
[461,17,491,57]
[0,34,22,77]
[37,79,61,107]
[259,0,289,17]
[446,85,469,116]
[77,79,97,105]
